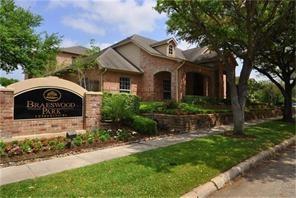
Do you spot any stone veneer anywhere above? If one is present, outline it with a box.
[0,88,102,138]
[143,108,282,132]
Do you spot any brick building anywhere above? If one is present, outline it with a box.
[54,35,236,101]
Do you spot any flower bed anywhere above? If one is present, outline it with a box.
[0,128,141,165]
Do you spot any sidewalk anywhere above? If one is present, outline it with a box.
[0,117,279,186]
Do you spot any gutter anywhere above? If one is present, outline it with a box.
[175,61,186,102]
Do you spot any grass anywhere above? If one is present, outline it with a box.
[0,121,295,197]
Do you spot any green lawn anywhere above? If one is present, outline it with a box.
[0,121,295,197]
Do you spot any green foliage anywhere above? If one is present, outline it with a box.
[70,39,100,88]
[32,139,42,152]
[0,0,61,76]
[182,95,229,105]
[131,115,157,135]
[247,79,284,105]
[0,139,5,156]
[140,101,230,114]
[102,93,140,122]
[163,100,178,109]
[139,101,164,113]
[48,139,65,150]
[115,129,131,142]
[73,136,83,147]
[20,139,33,153]
[0,77,18,86]
[87,133,95,144]
[98,130,111,142]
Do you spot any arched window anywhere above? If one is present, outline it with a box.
[168,45,174,55]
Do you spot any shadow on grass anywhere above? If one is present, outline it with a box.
[131,120,295,174]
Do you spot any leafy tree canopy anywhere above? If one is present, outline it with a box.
[0,0,61,77]
[0,76,18,86]
[155,0,293,134]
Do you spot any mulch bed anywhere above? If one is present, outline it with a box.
[0,130,185,168]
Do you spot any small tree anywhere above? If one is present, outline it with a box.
[72,39,100,88]
[156,0,293,134]
[0,0,61,77]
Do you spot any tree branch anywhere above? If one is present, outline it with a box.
[254,66,285,94]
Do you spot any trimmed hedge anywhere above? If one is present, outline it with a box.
[131,115,157,135]
[182,95,230,105]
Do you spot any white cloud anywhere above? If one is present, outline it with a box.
[60,38,79,47]
[62,16,105,36]
[177,40,194,50]
[50,0,164,35]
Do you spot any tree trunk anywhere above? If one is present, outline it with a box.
[232,101,245,134]
[283,86,293,122]
[227,70,247,135]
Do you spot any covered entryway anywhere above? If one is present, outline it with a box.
[186,72,205,96]
[154,71,171,100]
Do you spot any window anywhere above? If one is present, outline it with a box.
[85,78,100,91]
[120,77,131,93]
[163,79,171,99]
[71,56,76,64]
[168,45,174,55]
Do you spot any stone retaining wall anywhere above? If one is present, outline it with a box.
[143,108,282,132]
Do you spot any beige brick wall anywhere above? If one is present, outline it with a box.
[139,49,180,101]
[102,71,142,95]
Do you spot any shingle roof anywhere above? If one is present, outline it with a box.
[150,38,177,47]
[98,48,143,74]
[59,46,88,55]
[54,35,220,75]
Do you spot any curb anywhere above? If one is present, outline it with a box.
[181,136,296,198]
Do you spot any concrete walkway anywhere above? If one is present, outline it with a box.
[210,145,296,198]
[0,117,279,186]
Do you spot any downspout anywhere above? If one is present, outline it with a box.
[100,68,107,92]
[175,61,186,102]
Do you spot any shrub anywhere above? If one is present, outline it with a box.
[0,140,5,156]
[139,101,164,113]
[32,139,42,152]
[98,130,111,142]
[55,142,65,150]
[20,139,33,153]
[164,100,178,109]
[115,129,131,142]
[102,93,140,122]
[182,95,228,105]
[87,133,95,144]
[73,136,83,147]
[131,115,157,135]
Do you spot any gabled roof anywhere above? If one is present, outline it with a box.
[183,47,218,64]
[54,34,221,75]
[98,48,143,74]
[59,46,88,55]
[150,38,177,47]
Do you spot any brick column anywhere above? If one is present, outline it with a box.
[84,91,102,130]
[0,88,14,138]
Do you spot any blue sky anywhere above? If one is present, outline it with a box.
[1,0,263,81]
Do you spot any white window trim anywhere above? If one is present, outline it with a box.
[119,77,131,93]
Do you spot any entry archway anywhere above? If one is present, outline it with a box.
[154,71,172,100]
